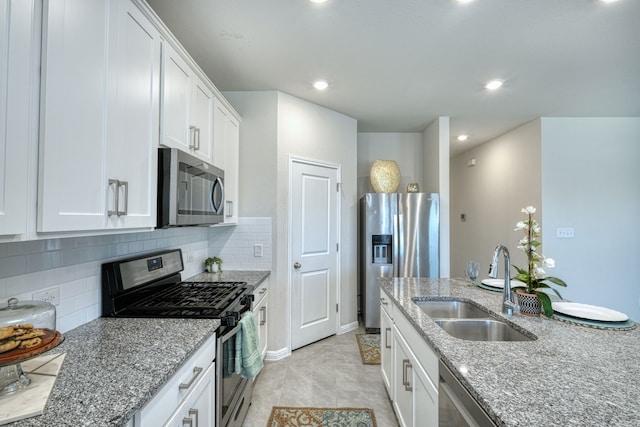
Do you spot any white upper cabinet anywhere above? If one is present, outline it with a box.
[38,0,159,232]
[161,43,214,164]
[38,0,110,232]
[106,0,161,229]
[0,0,37,236]
[213,98,240,224]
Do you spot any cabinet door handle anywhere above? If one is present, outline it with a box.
[194,127,201,150]
[182,417,193,427]
[402,359,413,392]
[179,366,203,390]
[189,409,199,427]
[189,125,197,149]
[380,297,388,306]
[259,288,267,295]
[117,181,128,216]
[385,328,391,349]
[108,179,119,217]
[260,306,267,326]
[226,200,233,217]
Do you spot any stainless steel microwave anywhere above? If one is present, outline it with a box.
[157,148,224,228]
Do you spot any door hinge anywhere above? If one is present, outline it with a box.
[336,303,339,313]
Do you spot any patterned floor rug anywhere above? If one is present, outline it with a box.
[267,406,377,427]
[356,334,380,365]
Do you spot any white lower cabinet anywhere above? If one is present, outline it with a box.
[163,362,214,427]
[134,334,216,427]
[252,278,269,359]
[380,297,394,396]
[383,288,439,427]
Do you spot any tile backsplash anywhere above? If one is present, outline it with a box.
[0,217,272,333]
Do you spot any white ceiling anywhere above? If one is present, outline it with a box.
[146,0,640,157]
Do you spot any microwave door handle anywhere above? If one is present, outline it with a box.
[211,177,224,215]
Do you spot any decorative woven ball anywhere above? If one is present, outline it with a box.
[370,160,400,193]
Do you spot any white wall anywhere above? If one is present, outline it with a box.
[357,132,423,197]
[277,92,358,337]
[223,92,278,218]
[208,218,272,270]
[224,91,358,357]
[541,117,640,321]
[423,117,451,277]
[450,119,542,278]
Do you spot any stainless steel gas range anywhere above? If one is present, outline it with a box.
[101,249,254,427]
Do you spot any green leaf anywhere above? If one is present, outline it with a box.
[536,292,554,317]
[512,265,527,275]
[544,276,567,287]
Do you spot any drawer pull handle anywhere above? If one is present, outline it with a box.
[189,409,199,427]
[259,288,267,294]
[402,359,413,392]
[179,366,203,390]
[380,297,388,305]
[385,327,391,349]
[182,417,193,427]
[260,306,267,325]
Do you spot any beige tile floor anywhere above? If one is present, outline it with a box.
[242,326,399,426]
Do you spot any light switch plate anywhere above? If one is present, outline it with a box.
[254,244,263,257]
[556,227,575,238]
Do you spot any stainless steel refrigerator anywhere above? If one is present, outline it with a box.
[359,192,439,332]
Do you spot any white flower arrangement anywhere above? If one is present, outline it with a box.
[512,206,567,317]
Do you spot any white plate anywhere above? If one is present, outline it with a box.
[480,278,525,289]
[552,302,628,322]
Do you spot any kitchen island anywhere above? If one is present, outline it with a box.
[381,277,640,427]
[4,270,269,426]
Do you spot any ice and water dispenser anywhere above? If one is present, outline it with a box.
[371,235,392,264]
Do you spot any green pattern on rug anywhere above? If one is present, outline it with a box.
[356,334,380,365]
[267,406,377,427]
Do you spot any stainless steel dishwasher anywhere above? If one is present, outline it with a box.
[439,361,497,427]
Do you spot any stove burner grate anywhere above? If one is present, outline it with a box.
[125,281,247,317]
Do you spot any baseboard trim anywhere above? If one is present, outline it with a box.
[265,347,290,361]
[339,320,359,335]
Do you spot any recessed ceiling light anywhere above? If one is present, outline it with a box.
[484,79,504,90]
[455,0,475,4]
[601,0,619,3]
[309,0,328,3]
[457,134,469,142]
[313,80,329,90]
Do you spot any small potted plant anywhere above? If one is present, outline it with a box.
[204,256,223,273]
[512,206,567,317]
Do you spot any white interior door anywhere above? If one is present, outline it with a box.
[290,159,339,350]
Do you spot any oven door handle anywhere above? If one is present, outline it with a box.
[179,366,203,391]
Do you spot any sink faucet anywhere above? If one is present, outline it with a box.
[488,245,520,316]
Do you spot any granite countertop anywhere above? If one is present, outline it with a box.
[5,270,270,426]
[380,277,640,427]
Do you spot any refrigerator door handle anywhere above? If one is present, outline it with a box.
[393,214,399,277]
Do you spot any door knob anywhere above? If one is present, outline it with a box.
[294,262,302,269]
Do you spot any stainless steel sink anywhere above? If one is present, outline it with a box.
[413,299,536,342]
[413,300,489,319]
[434,319,535,342]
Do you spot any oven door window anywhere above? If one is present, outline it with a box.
[221,324,244,421]
[178,162,224,216]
